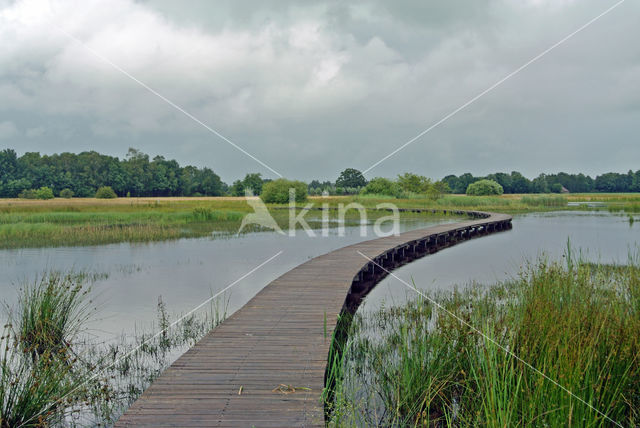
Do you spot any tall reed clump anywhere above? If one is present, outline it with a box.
[0,332,78,427]
[16,272,93,362]
[329,257,640,427]
[1,273,94,427]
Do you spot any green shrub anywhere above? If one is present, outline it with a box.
[260,179,308,204]
[397,172,431,194]
[59,188,74,198]
[18,189,37,199]
[32,187,55,200]
[361,177,401,198]
[95,186,117,199]
[466,179,504,196]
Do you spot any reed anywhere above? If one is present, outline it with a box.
[1,270,229,426]
[0,333,80,428]
[328,255,640,426]
[520,195,568,207]
[15,272,93,362]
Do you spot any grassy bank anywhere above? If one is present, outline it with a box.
[1,193,639,249]
[0,197,458,249]
[0,198,251,248]
[355,193,640,213]
[328,256,640,426]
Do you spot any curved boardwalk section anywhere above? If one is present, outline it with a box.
[117,211,512,427]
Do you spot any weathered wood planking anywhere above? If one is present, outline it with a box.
[116,211,512,427]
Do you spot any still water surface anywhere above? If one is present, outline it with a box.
[0,212,636,343]
[0,218,450,343]
[364,211,639,310]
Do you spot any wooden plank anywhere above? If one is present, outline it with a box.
[116,211,512,427]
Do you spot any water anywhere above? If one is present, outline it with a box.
[363,211,639,311]
[1,211,637,343]
[0,218,451,344]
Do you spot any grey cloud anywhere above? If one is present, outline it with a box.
[0,120,18,139]
[0,0,638,182]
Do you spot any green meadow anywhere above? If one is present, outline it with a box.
[1,193,640,249]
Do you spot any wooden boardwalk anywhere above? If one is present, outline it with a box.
[116,211,512,427]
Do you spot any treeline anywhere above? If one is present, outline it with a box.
[443,171,640,194]
[0,148,226,197]
[1,147,639,198]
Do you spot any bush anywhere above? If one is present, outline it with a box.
[397,172,431,194]
[18,188,56,200]
[261,179,308,204]
[550,183,563,193]
[18,189,37,199]
[59,188,74,198]
[466,179,504,196]
[95,186,117,199]
[35,187,55,200]
[361,177,401,198]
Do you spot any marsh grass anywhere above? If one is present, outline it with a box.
[0,199,254,249]
[2,194,640,249]
[0,333,82,428]
[1,271,229,427]
[328,256,640,427]
[1,273,97,427]
[0,198,459,249]
[609,203,640,214]
[520,195,568,207]
[15,273,94,363]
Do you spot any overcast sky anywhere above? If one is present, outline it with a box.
[0,0,638,182]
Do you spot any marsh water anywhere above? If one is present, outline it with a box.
[0,217,453,344]
[0,211,637,346]
[364,211,638,310]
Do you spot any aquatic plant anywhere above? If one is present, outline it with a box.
[0,330,82,427]
[1,270,230,426]
[520,195,568,207]
[15,272,93,362]
[329,257,640,426]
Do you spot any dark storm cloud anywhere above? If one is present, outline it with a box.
[0,0,638,182]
